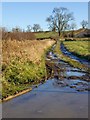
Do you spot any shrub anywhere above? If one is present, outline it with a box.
[2,31,36,40]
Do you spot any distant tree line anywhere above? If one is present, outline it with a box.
[1,27,36,40]
[0,6,89,40]
[26,24,43,32]
[1,23,44,40]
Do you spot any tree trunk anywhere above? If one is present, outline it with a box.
[58,30,61,36]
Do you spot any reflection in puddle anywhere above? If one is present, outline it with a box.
[46,51,89,92]
[66,71,85,77]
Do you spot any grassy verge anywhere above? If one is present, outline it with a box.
[1,39,55,101]
[2,57,46,100]
[54,41,89,72]
[63,40,90,61]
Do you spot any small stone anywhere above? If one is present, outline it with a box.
[75,82,83,86]
[35,85,38,88]
[70,85,76,88]
[85,87,90,91]
[76,87,85,92]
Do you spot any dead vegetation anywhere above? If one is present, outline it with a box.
[2,39,55,65]
[2,32,36,41]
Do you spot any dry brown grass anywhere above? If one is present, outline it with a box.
[2,39,55,65]
[2,32,36,40]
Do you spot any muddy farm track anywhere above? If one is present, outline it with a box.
[2,44,90,118]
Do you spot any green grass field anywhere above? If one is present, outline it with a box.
[63,41,90,61]
[54,41,89,71]
[35,31,58,39]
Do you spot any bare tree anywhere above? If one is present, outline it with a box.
[46,15,56,32]
[33,24,41,32]
[46,7,74,36]
[70,23,77,30]
[1,27,8,32]
[81,20,88,29]
[27,25,32,32]
[1,27,9,40]
[12,26,22,32]
[70,23,77,37]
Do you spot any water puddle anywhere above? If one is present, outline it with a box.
[66,71,85,77]
[2,49,89,118]
[46,51,90,92]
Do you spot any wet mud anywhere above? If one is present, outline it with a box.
[2,47,89,118]
[46,51,90,92]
